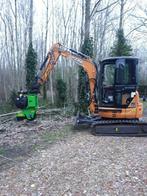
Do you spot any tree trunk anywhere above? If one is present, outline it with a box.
[50,0,55,104]
[43,0,49,101]
[29,0,33,44]
[14,0,20,90]
[44,0,49,57]
[119,0,124,30]
[84,0,91,40]
[80,0,85,47]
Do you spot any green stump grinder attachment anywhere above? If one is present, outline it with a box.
[15,92,38,120]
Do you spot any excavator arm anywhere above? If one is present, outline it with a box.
[36,43,98,113]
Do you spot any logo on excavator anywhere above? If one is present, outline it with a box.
[115,127,119,132]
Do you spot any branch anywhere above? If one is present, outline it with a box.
[126,24,146,37]
[130,14,147,21]
[130,14,147,28]
[135,29,147,34]
[7,0,15,17]
[42,0,47,7]
[92,0,118,17]
[123,5,137,16]
[90,0,102,18]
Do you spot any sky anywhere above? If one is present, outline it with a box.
[33,0,147,63]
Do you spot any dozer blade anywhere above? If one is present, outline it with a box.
[74,114,101,130]
[91,120,147,136]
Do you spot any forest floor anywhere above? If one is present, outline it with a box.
[0,108,147,195]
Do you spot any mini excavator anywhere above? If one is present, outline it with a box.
[15,43,147,135]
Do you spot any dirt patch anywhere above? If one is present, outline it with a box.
[0,115,73,171]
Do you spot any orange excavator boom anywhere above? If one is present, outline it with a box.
[36,43,98,114]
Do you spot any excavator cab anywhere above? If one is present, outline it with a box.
[98,57,143,119]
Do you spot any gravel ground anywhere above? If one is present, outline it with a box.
[0,115,73,148]
[0,121,147,195]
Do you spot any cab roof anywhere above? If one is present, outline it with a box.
[101,56,139,61]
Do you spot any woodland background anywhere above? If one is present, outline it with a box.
[0,0,147,112]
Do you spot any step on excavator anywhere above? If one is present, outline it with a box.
[15,43,147,135]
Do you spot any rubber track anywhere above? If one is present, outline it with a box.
[92,119,147,126]
[91,119,147,136]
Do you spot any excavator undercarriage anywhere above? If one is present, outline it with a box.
[75,115,147,136]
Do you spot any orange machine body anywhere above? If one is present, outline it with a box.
[98,91,143,119]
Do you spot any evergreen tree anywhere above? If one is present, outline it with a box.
[81,37,94,57]
[78,37,93,113]
[56,78,67,107]
[110,29,132,56]
[25,42,37,90]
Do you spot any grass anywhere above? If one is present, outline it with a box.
[25,125,73,153]
[41,125,73,143]
[31,144,41,152]
[143,101,147,108]
[0,103,15,114]
[0,147,5,155]
[0,124,73,166]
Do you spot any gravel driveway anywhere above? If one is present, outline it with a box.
[0,128,147,196]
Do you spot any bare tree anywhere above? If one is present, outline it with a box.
[119,0,125,30]
[29,0,33,43]
[84,0,91,40]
